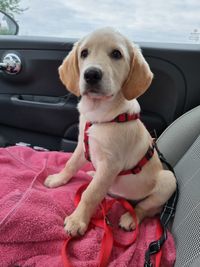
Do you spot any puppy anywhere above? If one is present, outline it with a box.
[44,28,176,237]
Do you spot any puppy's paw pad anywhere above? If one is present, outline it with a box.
[44,174,67,188]
[119,212,136,231]
[64,215,88,237]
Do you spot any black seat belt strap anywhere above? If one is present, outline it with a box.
[144,142,179,267]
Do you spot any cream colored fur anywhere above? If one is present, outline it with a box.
[44,28,176,236]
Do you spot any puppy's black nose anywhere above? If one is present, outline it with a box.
[84,67,102,85]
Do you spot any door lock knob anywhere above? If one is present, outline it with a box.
[0,53,21,74]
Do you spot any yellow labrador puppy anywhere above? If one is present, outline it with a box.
[44,28,176,237]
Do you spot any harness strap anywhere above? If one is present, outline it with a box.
[84,112,154,175]
[119,144,155,175]
[71,113,178,266]
[84,112,140,162]
[111,113,140,123]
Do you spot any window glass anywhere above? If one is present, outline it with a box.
[9,0,200,43]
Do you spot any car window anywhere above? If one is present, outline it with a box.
[2,0,200,44]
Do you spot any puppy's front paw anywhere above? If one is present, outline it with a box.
[44,173,69,188]
[119,211,137,231]
[64,214,88,237]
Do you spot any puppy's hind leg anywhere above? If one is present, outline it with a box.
[44,142,87,188]
[119,170,176,231]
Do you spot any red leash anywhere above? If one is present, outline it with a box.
[61,182,162,267]
[155,220,163,267]
[61,182,138,267]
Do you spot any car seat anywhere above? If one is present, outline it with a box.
[157,105,200,267]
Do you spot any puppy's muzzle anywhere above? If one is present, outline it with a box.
[84,67,103,85]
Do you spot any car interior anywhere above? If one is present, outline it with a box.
[0,37,200,152]
[0,8,200,267]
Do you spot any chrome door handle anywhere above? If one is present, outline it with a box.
[0,53,21,74]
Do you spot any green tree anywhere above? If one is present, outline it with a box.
[0,0,26,18]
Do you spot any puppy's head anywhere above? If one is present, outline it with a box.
[59,28,153,100]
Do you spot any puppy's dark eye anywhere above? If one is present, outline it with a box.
[110,49,122,59]
[81,49,88,58]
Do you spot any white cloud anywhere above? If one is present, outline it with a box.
[15,0,200,43]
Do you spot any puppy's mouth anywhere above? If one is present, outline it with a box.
[83,91,114,100]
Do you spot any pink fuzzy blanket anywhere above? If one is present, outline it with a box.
[0,146,176,267]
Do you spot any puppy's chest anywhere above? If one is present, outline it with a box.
[86,125,112,165]
[84,123,138,169]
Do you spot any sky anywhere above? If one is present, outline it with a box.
[14,0,200,44]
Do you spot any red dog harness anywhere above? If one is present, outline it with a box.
[62,112,178,267]
[84,112,155,175]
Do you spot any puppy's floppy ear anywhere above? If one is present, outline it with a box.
[122,46,153,100]
[58,42,80,96]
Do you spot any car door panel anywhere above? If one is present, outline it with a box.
[0,94,78,135]
[0,37,199,151]
[0,38,79,151]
